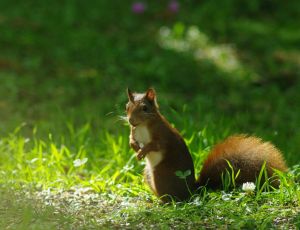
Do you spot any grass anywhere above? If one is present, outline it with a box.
[1,0,300,228]
[2,186,299,229]
[1,123,300,229]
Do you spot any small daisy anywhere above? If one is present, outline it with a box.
[242,182,256,194]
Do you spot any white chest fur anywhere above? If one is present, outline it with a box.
[134,125,151,146]
[133,125,163,168]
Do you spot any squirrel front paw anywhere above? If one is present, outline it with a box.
[130,140,140,152]
[137,149,147,161]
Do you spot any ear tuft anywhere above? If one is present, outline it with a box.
[127,88,134,102]
[145,88,159,108]
[145,88,156,102]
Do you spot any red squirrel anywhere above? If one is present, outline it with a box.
[126,88,287,202]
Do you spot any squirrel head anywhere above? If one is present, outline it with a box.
[126,88,159,127]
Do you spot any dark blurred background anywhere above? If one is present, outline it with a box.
[0,1,299,164]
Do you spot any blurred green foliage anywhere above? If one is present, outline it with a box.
[0,0,299,164]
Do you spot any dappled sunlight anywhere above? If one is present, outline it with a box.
[158,24,258,80]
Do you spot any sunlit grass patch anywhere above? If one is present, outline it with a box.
[0,125,133,189]
[1,123,300,228]
[1,183,299,229]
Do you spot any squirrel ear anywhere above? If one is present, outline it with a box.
[145,88,156,101]
[127,88,134,102]
[145,88,159,108]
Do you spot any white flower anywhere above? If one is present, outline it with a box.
[73,158,88,167]
[242,182,256,193]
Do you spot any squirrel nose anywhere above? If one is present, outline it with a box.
[129,117,134,125]
[129,117,138,126]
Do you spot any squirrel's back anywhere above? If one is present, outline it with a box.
[198,135,287,188]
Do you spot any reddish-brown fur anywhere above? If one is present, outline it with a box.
[126,88,287,202]
[143,117,196,202]
[126,88,196,202]
[198,135,287,188]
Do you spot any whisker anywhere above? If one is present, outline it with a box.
[112,116,129,125]
[106,111,115,117]
[118,115,129,122]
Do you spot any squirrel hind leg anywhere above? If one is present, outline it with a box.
[196,159,227,189]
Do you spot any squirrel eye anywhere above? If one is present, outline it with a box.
[142,105,148,112]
